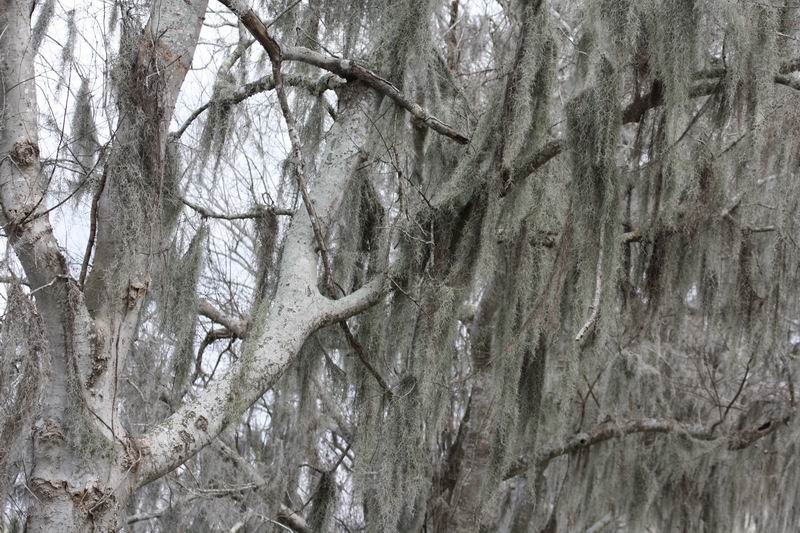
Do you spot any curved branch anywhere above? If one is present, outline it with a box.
[216,0,469,144]
[281,46,470,144]
[198,299,248,338]
[170,73,342,140]
[505,413,792,480]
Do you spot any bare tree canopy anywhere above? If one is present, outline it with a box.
[2,0,800,531]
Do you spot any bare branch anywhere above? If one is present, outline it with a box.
[505,413,792,480]
[198,299,248,338]
[170,73,342,140]
[216,0,469,144]
[507,138,566,188]
[282,46,470,144]
[182,197,293,219]
[709,354,754,434]
[79,166,108,288]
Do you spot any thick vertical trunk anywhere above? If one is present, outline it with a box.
[25,475,130,533]
[2,0,390,527]
[83,0,209,431]
[0,1,116,529]
[22,285,129,533]
[446,284,499,532]
[449,372,497,532]
[27,494,105,533]
[1,0,206,530]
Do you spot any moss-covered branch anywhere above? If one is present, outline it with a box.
[509,62,800,189]
[505,412,793,481]
[216,0,470,144]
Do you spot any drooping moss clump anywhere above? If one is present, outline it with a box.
[17,0,800,531]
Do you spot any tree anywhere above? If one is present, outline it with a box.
[1,0,799,531]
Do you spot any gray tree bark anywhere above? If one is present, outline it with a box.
[1,1,389,528]
[1,0,207,529]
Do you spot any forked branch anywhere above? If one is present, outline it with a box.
[260,16,394,398]
[216,0,469,144]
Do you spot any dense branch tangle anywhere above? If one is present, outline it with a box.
[2,0,800,532]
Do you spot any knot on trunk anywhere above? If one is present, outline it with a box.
[70,482,115,522]
[10,140,40,167]
[33,417,66,443]
[126,279,149,309]
[30,477,67,499]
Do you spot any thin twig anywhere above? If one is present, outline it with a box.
[29,276,67,295]
[79,166,108,288]
[170,73,341,140]
[709,353,754,434]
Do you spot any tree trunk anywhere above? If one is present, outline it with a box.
[1,0,206,529]
[25,474,131,533]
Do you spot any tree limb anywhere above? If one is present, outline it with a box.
[504,413,792,480]
[216,0,469,144]
[281,46,470,144]
[182,197,293,219]
[79,166,108,288]
[575,225,605,343]
[170,73,342,140]
[198,299,248,338]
